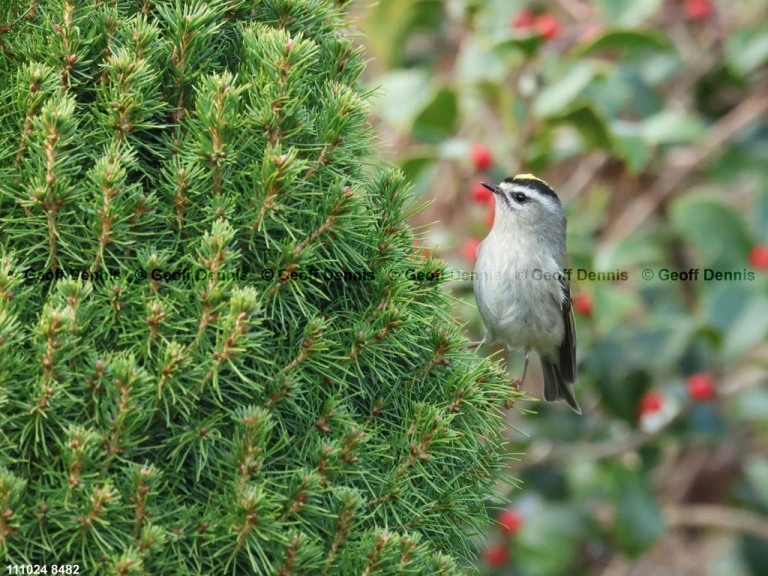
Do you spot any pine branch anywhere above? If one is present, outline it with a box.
[0,2,511,572]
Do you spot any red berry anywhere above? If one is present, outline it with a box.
[461,238,481,265]
[687,372,716,401]
[471,181,492,203]
[639,391,663,415]
[498,508,523,535]
[684,0,712,20]
[471,144,493,171]
[512,8,535,30]
[485,196,496,229]
[534,13,561,40]
[484,543,509,567]
[749,245,768,270]
[572,294,592,317]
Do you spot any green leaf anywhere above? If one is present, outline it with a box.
[613,468,664,556]
[402,158,438,198]
[686,403,727,437]
[534,62,598,118]
[616,133,651,172]
[640,110,705,145]
[707,140,768,185]
[590,360,650,422]
[733,388,768,423]
[722,296,768,361]
[725,26,768,76]
[364,0,444,67]
[360,0,410,66]
[400,154,436,186]
[669,195,753,267]
[742,534,768,576]
[701,284,751,335]
[610,120,651,173]
[374,70,433,129]
[407,0,444,31]
[757,191,768,242]
[411,87,459,144]
[595,227,665,271]
[576,29,673,56]
[745,457,768,507]
[597,0,662,26]
[589,319,693,419]
[455,36,507,84]
[634,52,682,85]
[549,105,613,148]
[493,35,544,59]
[591,284,643,334]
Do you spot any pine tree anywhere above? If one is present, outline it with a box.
[0,1,516,573]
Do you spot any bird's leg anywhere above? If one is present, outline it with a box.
[520,348,531,386]
[507,348,528,392]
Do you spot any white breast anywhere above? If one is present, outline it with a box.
[474,232,564,355]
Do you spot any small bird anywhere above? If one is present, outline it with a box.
[473,174,581,413]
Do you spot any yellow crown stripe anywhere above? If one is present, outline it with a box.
[513,173,550,186]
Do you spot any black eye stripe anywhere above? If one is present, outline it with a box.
[502,176,560,202]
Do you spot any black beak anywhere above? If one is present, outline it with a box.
[481,181,501,195]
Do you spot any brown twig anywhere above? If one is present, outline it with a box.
[665,504,768,540]
[520,426,664,469]
[562,152,610,200]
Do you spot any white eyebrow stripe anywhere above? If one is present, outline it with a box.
[500,183,560,213]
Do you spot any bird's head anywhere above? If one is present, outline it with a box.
[481,174,567,244]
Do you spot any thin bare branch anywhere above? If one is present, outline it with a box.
[665,504,768,541]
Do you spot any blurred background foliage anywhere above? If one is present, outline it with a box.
[350,0,768,573]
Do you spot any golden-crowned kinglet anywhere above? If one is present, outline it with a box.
[473,174,581,414]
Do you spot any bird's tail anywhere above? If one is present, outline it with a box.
[542,359,581,414]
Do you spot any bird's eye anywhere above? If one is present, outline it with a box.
[513,192,528,203]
